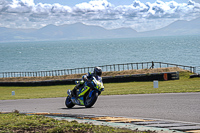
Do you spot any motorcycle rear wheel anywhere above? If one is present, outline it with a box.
[84,91,98,108]
[65,96,75,108]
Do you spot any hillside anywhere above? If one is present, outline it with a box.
[0,17,200,42]
[143,17,200,36]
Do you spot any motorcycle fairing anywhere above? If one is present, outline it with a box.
[71,96,84,106]
[78,96,84,105]
[78,86,90,97]
[92,77,104,91]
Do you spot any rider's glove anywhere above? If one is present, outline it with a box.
[82,75,88,82]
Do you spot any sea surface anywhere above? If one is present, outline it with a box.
[0,35,200,73]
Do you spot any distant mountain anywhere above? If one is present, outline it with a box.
[0,18,200,42]
[142,17,200,36]
[0,23,138,42]
[32,23,138,40]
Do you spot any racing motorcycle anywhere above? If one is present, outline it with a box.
[65,76,104,108]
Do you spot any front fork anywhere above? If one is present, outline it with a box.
[89,90,94,97]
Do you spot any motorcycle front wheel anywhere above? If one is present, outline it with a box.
[65,96,75,108]
[84,91,98,108]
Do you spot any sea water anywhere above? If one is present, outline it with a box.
[0,35,200,73]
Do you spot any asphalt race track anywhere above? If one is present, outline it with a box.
[1,93,200,124]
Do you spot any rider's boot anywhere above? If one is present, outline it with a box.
[71,80,85,98]
[71,86,78,97]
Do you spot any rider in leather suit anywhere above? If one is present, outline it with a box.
[71,67,103,97]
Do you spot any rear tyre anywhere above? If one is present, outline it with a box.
[84,91,98,108]
[65,96,75,108]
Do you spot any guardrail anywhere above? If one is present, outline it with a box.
[0,61,196,78]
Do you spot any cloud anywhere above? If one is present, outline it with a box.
[75,0,113,10]
[0,0,200,31]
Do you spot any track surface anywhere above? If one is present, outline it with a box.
[1,93,200,123]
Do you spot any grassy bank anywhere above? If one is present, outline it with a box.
[0,71,199,100]
[0,67,186,82]
[1,112,147,133]
[103,71,200,95]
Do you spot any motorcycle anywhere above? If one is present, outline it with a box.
[65,76,104,108]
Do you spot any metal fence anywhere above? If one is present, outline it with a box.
[0,61,196,78]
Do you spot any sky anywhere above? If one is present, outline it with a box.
[0,0,200,32]
[32,0,199,6]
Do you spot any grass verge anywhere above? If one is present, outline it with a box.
[0,112,150,133]
[0,71,199,100]
[0,67,187,82]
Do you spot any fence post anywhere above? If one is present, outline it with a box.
[193,67,195,73]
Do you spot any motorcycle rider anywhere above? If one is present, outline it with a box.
[71,67,103,98]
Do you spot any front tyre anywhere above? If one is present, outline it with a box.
[65,96,75,108]
[84,91,98,108]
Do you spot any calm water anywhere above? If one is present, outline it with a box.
[0,35,200,73]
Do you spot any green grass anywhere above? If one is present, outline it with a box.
[0,85,74,100]
[103,72,200,95]
[0,71,199,100]
[0,112,142,133]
